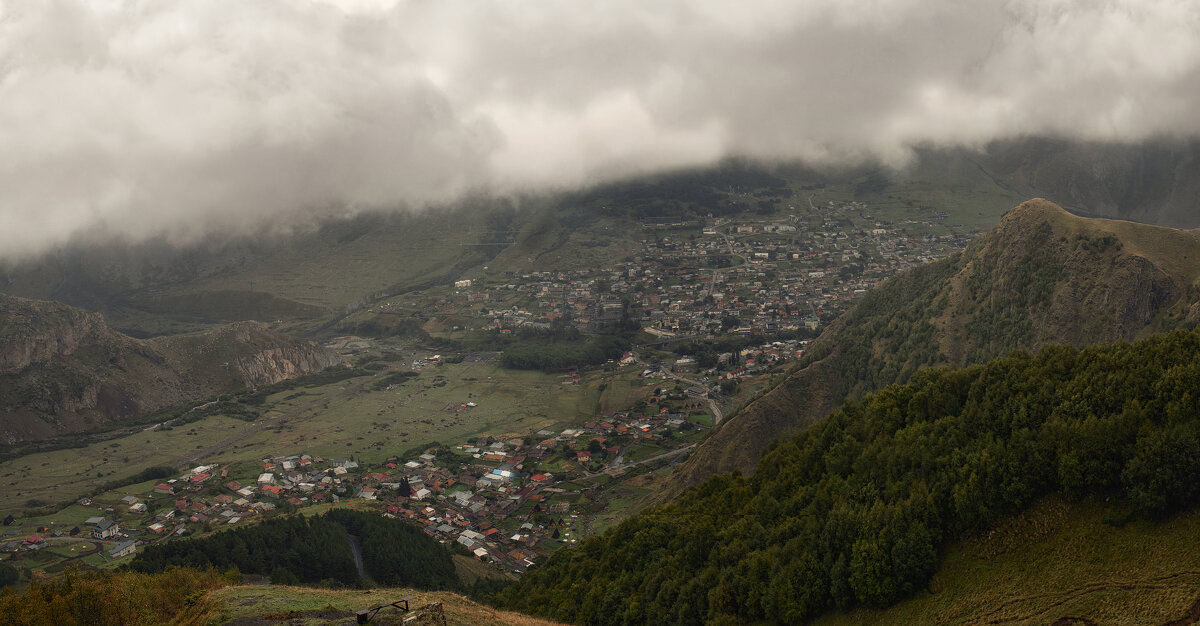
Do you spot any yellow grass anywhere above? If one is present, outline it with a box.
[1029,198,1200,287]
[202,584,565,626]
[816,496,1200,625]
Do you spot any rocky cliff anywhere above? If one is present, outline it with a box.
[0,296,112,375]
[0,294,338,444]
[656,199,1200,501]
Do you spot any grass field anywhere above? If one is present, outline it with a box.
[214,360,633,466]
[591,484,655,535]
[0,358,655,514]
[0,414,257,512]
[816,496,1200,625]
[199,584,565,626]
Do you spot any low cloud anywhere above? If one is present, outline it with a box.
[2,0,1199,260]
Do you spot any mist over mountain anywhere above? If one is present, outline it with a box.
[3,1,1200,261]
[978,138,1200,228]
[7,3,1200,619]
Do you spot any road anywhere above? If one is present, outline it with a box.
[632,352,724,425]
[588,443,698,478]
[348,535,373,585]
[705,231,743,299]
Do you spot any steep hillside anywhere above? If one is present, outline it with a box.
[817,496,1200,625]
[661,199,1200,499]
[495,329,1200,624]
[0,293,338,444]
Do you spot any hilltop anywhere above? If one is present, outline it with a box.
[0,293,337,444]
[196,585,564,626]
[657,198,1200,499]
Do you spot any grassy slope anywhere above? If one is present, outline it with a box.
[1032,202,1200,288]
[817,496,1200,625]
[200,585,565,626]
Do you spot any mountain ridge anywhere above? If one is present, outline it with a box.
[655,198,1200,501]
[494,327,1200,623]
[0,292,339,444]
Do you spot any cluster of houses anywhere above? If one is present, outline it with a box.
[1,514,135,560]
[358,410,704,571]
[453,203,972,343]
[40,401,701,571]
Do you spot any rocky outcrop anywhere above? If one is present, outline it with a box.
[0,295,112,375]
[0,295,338,444]
[235,342,341,386]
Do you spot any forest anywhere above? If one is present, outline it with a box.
[500,335,629,372]
[130,509,457,590]
[491,329,1200,624]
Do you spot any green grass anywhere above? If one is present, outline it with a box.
[623,442,666,462]
[815,496,1200,625]
[592,485,654,534]
[597,376,651,415]
[0,414,256,512]
[44,542,97,558]
[80,554,107,567]
[0,359,661,517]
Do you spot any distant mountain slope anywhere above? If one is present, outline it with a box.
[978,138,1200,228]
[0,203,530,336]
[1,140,1196,336]
[0,293,338,444]
[659,199,1200,500]
[0,160,1018,337]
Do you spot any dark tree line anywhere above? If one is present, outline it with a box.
[501,335,629,372]
[130,510,456,590]
[491,329,1200,624]
[325,509,458,589]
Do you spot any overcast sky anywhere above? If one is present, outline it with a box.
[2,0,1199,261]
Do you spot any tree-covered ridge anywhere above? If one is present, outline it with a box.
[494,329,1200,624]
[130,509,456,590]
[662,198,1188,497]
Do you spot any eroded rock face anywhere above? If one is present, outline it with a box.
[236,344,341,386]
[0,295,110,375]
[0,295,339,444]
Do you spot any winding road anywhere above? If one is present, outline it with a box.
[632,352,724,425]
